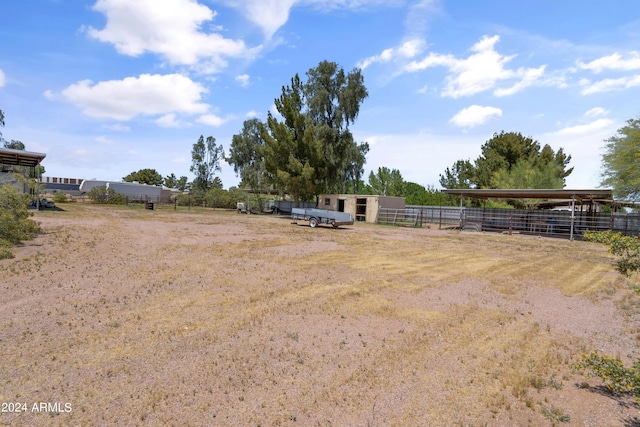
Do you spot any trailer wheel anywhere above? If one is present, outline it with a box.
[309,217,318,228]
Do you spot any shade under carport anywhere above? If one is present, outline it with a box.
[441,188,615,241]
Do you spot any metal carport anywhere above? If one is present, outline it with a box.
[441,189,614,240]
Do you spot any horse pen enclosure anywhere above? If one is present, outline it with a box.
[1,203,640,426]
[395,205,640,239]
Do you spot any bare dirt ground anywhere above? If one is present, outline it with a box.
[1,203,640,426]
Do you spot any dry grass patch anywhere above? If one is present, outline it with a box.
[0,205,637,426]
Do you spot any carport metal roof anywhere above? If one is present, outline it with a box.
[0,147,46,168]
[441,188,613,202]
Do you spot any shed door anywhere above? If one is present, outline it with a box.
[338,199,345,212]
[356,198,367,222]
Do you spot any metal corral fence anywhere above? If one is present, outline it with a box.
[405,206,462,228]
[376,208,420,226]
[395,205,640,239]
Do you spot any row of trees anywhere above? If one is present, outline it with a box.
[122,61,370,205]
[120,135,223,192]
[114,112,640,208]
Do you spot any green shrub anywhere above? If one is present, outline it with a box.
[87,186,127,204]
[583,230,640,276]
[574,351,640,403]
[52,192,68,203]
[0,240,14,260]
[0,184,41,258]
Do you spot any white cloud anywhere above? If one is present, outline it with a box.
[302,0,402,10]
[404,0,442,38]
[493,66,546,97]
[403,51,454,72]
[103,123,131,132]
[543,119,619,189]
[221,0,399,39]
[584,107,607,118]
[156,113,183,128]
[94,136,112,144]
[578,52,640,73]
[442,35,517,98]
[404,35,547,98]
[0,69,5,87]
[551,118,614,136]
[57,73,209,120]
[580,74,640,95]
[235,74,250,87]
[85,0,260,71]
[232,0,296,39]
[245,110,260,118]
[449,105,502,128]
[358,38,425,69]
[197,113,227,126]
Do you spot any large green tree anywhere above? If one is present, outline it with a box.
[164,173,189,192]
[367,167,405,197]
[262,74,322,202]
[123,168,163,186]
[492,158,563,189]
[164,173,178,189]
[601,117,640,201]
[190,135,224,192]
[261,61,369,200]
[227,118,266,190]
[439,159,476,189]
[3,140,25,150]
[176,176,189,192]
[440,131,573,190]
[404,182,447,206]
[303,60,369,193]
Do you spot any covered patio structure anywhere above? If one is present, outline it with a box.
[441,189,615,240]
[0,147,47,207]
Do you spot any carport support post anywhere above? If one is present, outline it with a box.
[35,165,41,210]
[459,196,464,230]
[569,194,576,241]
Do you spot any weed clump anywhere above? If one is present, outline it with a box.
[583,230,640,277]
[574,351,640,403]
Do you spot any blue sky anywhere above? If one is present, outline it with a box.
[1,0,639,190]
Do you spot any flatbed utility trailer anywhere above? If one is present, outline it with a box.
[291,208,354,228]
